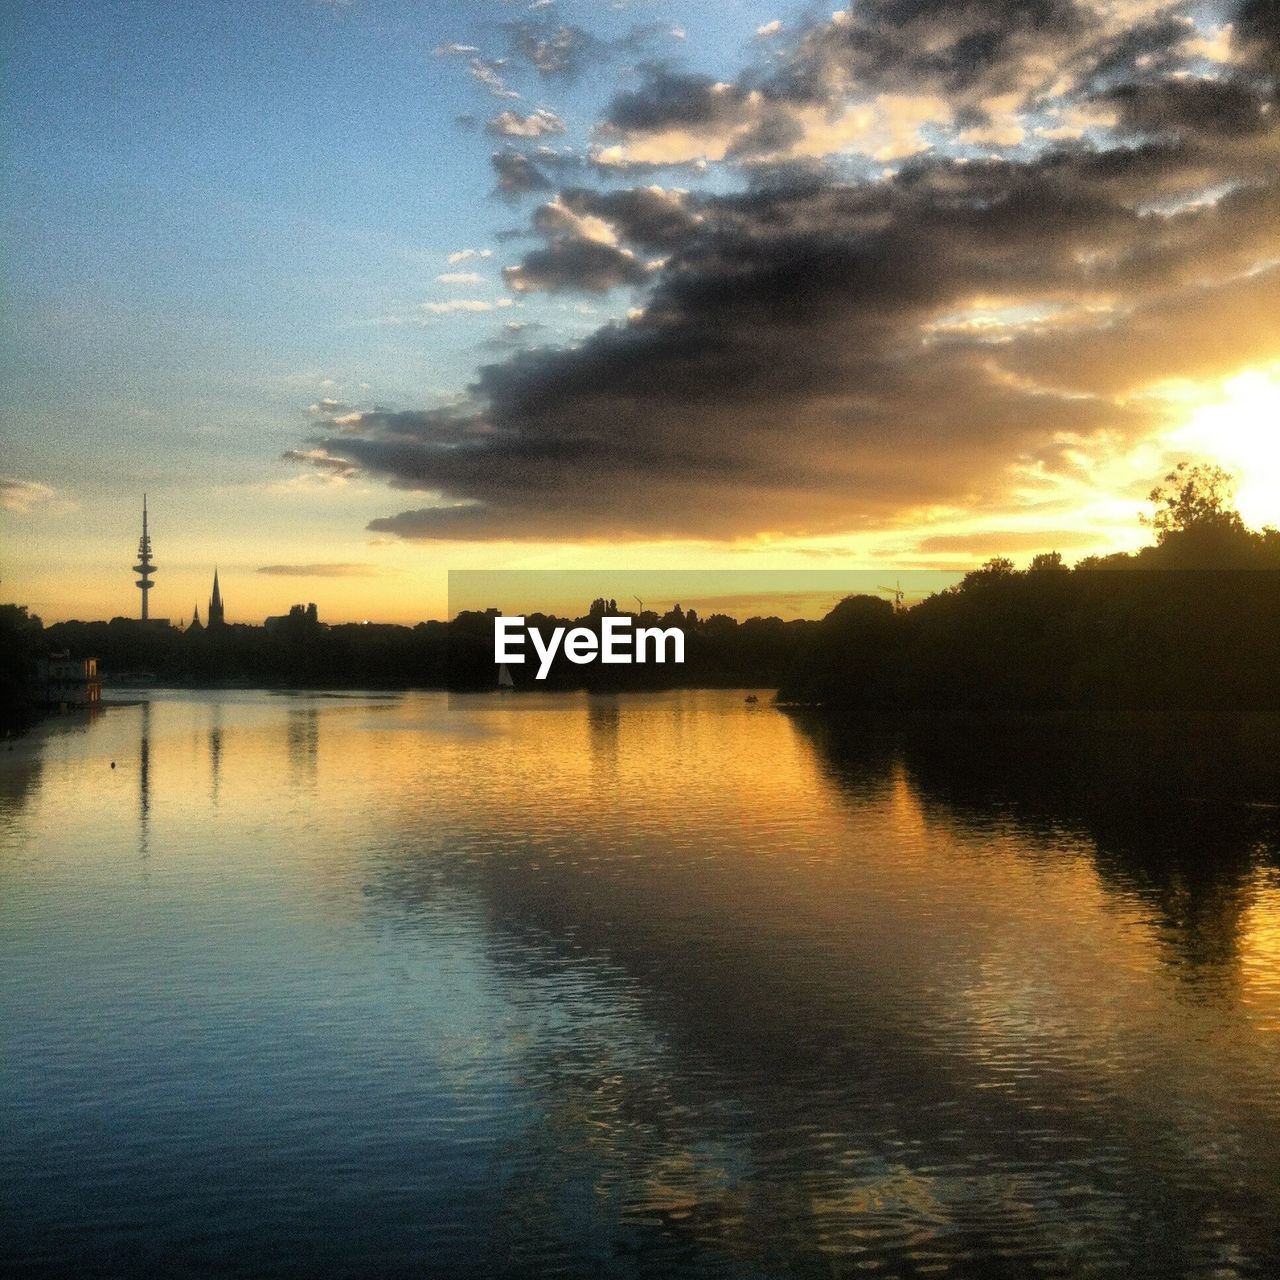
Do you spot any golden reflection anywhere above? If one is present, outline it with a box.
[1239,875,1280,1033]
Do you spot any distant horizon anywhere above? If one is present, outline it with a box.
[3,488,1147,627]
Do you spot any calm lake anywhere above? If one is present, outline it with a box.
[3,690,1279,1278]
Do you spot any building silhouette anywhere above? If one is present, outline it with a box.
[208,570,225,628]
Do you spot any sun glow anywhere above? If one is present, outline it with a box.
[1167,368,1280,530]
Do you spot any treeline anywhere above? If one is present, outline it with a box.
[780,466,1280,728]
[779,563,1280,722]
[42,611,452,689]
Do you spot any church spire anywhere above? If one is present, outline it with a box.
[208,568,225,628]
[133,494,156,620]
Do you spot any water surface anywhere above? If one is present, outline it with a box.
[3,690,1279,1277]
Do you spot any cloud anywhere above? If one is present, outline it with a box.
[433,42,479,57]
[495,187,698,293]
[505,21,603,79]
[468,57,520,99]
[491,149,553,196]
[281,448,360,480]
[757,20,783,38]
[483,318,548,350]
[448,247,493,264]
[437,271,483,284]
[420,298,514,314]
[0,477,57,514]
[533,187,699,250]
[1233,0,1280,74]
[255,563,379,577]
[295,0,1280,544]
[306,397,357,417]
[593,68,953,168]
[1105,76,1271,142]
[503,238,649,293]
[915,529,1103,553]
[527,143,585,175]
[486,107,566,138]
[586,3,1280,172]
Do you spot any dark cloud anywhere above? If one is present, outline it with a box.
[1237,0,1280,73]
[532,187,699,250]
[1106,77,1271,141]
[605,68,744,133]
[783,0,1088,101]
[591,3,1253,169]
[491,150,553,197]
[496,185,694,293]
[503,238,649,293]
[292,0,1280,544]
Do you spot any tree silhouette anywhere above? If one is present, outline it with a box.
[1144,462,1245,542]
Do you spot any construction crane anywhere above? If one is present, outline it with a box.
[878,581,906,611]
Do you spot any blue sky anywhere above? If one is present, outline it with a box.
[3,0,768,446]
[1,0,731,616]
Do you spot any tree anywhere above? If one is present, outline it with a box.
[0,604,46,719]
[1029,551,1066,572]
[959,557,1016,591]
[1144,462,1245,542]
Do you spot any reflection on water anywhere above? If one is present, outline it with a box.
[209,700,223,808]
[286,705,319,786]
[2,690,1279,1278]
[138,699,152,855]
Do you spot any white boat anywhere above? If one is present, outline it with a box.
[497,663,515,690]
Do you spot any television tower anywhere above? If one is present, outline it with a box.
[134,495,156,621]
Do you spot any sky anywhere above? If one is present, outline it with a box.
[2,0,1278,624]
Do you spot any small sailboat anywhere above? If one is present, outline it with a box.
[497,663,515,691]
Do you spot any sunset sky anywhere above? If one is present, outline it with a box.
[3,0,1278,624]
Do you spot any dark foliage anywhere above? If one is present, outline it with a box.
[20,604,812,694]
[780,517,1280,742]
[0,604,47,725]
